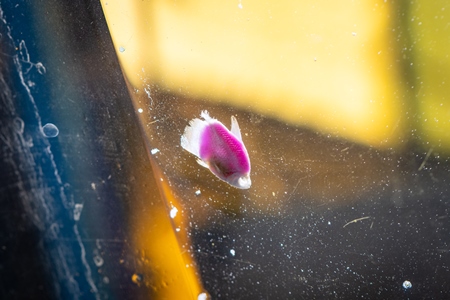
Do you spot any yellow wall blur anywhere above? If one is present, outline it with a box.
[102,0,450,152]
[410,0,450,152]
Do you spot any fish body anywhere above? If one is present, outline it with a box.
[181,111,251,189]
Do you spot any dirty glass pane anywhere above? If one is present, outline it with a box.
[1,0,450,299]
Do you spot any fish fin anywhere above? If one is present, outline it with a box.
[200,110,212,121]
[196,158,209,168]
[230,115,243,141]
[180,117,208,157]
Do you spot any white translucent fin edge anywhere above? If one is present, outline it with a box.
[230,115,243,141]
[200,110,212,121]
[180,117,208,158]
[196,158,209,168]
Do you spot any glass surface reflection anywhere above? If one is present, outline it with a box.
[102,0,450,298]
[1,0,450,299]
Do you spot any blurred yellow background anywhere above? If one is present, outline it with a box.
[410,0,450,152]
[102,0,450,152]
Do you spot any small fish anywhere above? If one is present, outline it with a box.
[181,110,251,189]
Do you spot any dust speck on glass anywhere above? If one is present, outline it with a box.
[42,123,59,138]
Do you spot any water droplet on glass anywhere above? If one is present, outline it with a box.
[170,206,178,218]
[93,254,104,267]
[35,62,46,74]
[42,123,59,138]
[13,117,24,134]
[73,203,84,221]
[402,280,412,289]
[198,292,209,300]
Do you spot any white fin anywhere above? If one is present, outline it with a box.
[180,117,208,157]
[200,110,213,122]
[230,115,243,141]
[196,158,209,168]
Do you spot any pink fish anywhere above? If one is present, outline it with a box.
[181,111,251,189]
